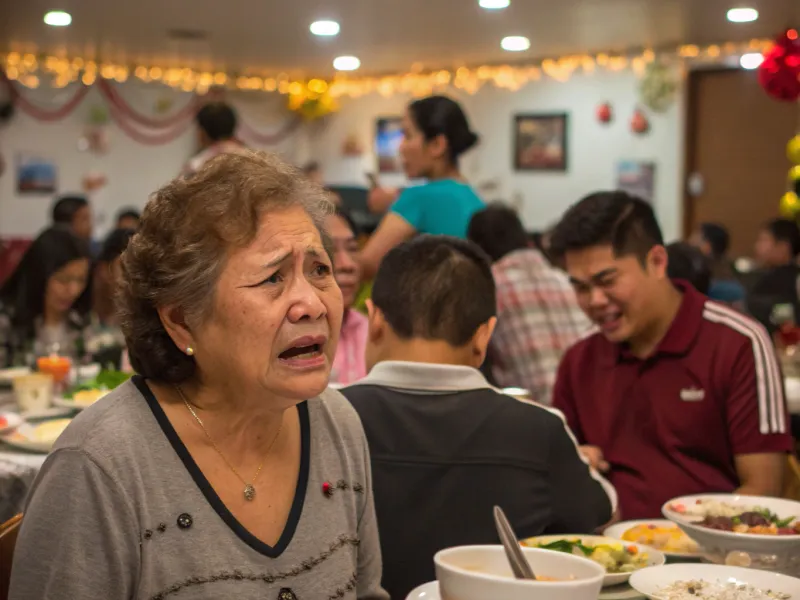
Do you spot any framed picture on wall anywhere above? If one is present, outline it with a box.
[513,113,568,172]
[616,160,656,203]
[375,117,404,174]
[16,153,57,194]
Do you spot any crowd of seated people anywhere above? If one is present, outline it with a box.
[0,198,138,369]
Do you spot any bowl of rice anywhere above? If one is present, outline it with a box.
[629,563,800,600]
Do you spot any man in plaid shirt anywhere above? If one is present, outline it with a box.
[468,205,592,404]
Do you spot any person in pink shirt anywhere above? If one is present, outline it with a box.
[328,207,369,385]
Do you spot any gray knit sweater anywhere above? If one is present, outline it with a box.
[9,378,388,600]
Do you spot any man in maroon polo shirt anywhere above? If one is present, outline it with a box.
[550,191,793,519]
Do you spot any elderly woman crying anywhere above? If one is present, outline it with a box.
[10,151,388,600]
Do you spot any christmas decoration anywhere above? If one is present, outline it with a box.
[758,29,800,102]
[596,102,613,124]
[779,191,800,219]
[639,60,679,112]
[788,135,800,165]
[0,38,775,99]
[630,108,650,134]
[287,79,337,120]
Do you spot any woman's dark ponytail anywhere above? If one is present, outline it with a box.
[408,95,478,164]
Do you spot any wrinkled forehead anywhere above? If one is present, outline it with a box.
[231,209,328,268]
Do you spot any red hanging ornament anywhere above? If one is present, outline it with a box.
[758,29,800,102]
[630,108,650,135]
[596,102,613,124]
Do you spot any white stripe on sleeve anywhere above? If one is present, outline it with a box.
[703,302,786,434]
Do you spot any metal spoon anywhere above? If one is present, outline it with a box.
[493,505,537,580]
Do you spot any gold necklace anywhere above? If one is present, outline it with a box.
[175,385,283,502]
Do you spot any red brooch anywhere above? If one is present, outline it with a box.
[322,482,333,497]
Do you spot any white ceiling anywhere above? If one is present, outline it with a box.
[3,0,798,77]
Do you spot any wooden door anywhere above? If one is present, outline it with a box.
[684,69,798,257]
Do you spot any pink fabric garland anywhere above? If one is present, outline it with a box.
[0,72,90,122]
[96,78,199,128]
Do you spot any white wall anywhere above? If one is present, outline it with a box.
[312,70,686,240]
[1,70,686,240]
[0,83,307,237]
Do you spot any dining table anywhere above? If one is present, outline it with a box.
[0,390,48,522]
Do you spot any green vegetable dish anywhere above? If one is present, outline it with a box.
[65,370,131,406]
[534,539,649,574]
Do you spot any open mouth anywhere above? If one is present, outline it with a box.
[595,311,623,333]
[279,343,323,361]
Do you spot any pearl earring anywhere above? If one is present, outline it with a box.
[185,346,194,356]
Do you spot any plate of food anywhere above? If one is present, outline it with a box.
[53,370,130,410]
[0,418,72,453]
[0,412,23,436]
[522,535,665,587]
[629,563,800,599]
[604,520,701,559]
[663,495,800,574]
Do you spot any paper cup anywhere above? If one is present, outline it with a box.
[13,373,54,413]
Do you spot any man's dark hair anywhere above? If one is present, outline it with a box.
[195,102,237,142]
[764,218,800,257]
[116,208,141,225]
[666,242,711,294]
[550,191,664,263]
[699,222,730,258]
[372,235,496,346]
[467,204,529,262]
[51,195,89,226]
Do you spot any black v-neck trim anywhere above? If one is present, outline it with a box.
[133,375,311,559]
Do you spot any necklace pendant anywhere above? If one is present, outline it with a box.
[244,484,256,501]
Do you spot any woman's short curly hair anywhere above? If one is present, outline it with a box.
[118,150,332,383]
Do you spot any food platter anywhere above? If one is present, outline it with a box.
[663,495,800,575]
[604,520,701,560]
[0,419,72,453]
[522,535,665,587]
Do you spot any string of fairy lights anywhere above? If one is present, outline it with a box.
[0,38,775,99]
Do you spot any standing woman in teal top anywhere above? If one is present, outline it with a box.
[360,95,484,278]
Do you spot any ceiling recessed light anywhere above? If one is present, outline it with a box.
[740,52,764,69]
[43,10,72,26]
[333,56,360,71]
[727,8,758,23]
[479,0,510,9]
[310,20,340,36]
[501,36,530,52]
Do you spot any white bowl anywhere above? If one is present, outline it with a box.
[663,494,800,575]
[603,519,701,560]
[434,545,605,600]
[629,563,800,599]
[523,534,666,587]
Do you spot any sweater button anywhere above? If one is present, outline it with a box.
[177,513,193,529]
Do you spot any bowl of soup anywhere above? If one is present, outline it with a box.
[434,545,605,600]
